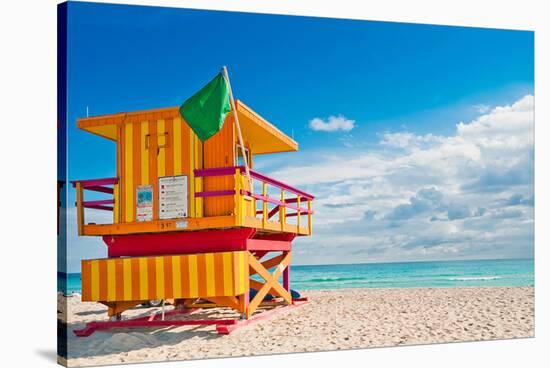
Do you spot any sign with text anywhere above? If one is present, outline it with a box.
[136,185,153,222]
[158,175,188,220]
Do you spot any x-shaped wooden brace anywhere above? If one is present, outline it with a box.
[247,251,292,317]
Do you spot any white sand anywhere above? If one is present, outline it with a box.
[59,286,534,367]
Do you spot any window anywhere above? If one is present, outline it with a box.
[235,144,251,167]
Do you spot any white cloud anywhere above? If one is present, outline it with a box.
[272,95,534,264]
[473,103,491,114]
[309,115,355,132]
[64,95,535,267]
[380,132,443,149]
[458,95,533,146]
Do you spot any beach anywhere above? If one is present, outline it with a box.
[59,286,534,367]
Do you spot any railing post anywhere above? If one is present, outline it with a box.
[113,183,119,224]
[262,182,267,228]
[280,189,286,231]
[307,199,312,235]
[235,168,243,226]
[283,252,291,295]
[75,182,84,235]
[297,195,301,231]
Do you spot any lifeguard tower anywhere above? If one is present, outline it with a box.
[71,86,314,336]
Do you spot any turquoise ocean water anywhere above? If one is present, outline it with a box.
[58,258,534,295]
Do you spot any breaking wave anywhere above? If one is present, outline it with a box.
[306,277,367,283]
[447,276,501,281]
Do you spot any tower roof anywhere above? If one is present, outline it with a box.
[77,100,298,154]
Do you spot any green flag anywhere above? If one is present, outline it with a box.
[179,72,231,142]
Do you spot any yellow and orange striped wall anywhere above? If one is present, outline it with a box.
[76,101,299,232]
[81,251,248,302]
[118,110,204,223]
[80,108,243,223]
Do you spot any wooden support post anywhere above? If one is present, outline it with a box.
[307,199,312,235]
[297,195,301,229]
[244,251,250,307]
[206,296,241,311]
[247,251,292,317]
[75,182,84,235]
[262,182,267,228]
[103,301,145,317]
[235,169,243,226]
[113,183,120,224]
[283,253,291,293]
[248,254,285,277]
[280,189,286,232]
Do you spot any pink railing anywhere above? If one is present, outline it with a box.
[194,166,314,232]
[71,168,314,234]
[71,177,118,235]
[71,177,118,211]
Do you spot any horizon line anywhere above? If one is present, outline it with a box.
[59,256,534,274]
[292,256,534,268]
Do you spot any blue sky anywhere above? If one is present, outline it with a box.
[62,2,534,272]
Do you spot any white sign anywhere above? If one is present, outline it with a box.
[136,185,153,222]
[158,175,188,220]
[176,220,188,229]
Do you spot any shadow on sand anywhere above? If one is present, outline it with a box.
[65,307,238,360]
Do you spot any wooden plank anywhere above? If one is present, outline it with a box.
[75,182,84,235]
[113,184,119,223]
[148,119,158,220]
[247,251,292,316]
[140,121,149,184]
[308,200,312,235]
[235,169,243,226]
[280,190,285,232]
[132,121,141,222]
[124,122,134,222]
[82,215,237,236]
[205,296,240,310]
[297,196,301,228]
[173,117,182,175]
[82,252,247,303]
[262,182,267,227]
[248,254,285,277]
[165,118,174,176]
[247,239,291,251]
[188,128,195,217]
[157,119,166,177]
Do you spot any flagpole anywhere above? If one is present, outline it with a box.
[222,66,252,186]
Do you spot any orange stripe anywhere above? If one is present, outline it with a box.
[98,260,108,301]
[164,256,173,297]
[214,253,225,296]
[222,252,234,296]
[115,125,122,223]
[196,254,207,296]
[180,256,190,296]
[147,257,157,299]
[115,259,124,301]
[203,117,235,216]
[131,258,140,300]
[149,119,158,220]
[120,125,126,222]
[81,261,92,301]
[165,118,174,176]
[232,252,241,295]
[133,122,141,220]
[182,122,190,173]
